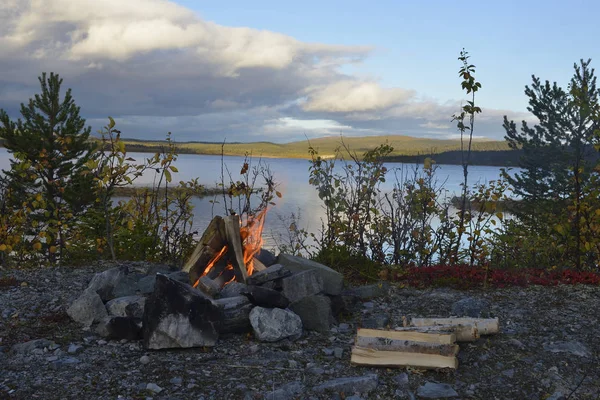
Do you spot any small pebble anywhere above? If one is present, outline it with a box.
[140,355,151,365]
[146,383,162,393]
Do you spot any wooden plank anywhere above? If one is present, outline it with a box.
[410,317,499,335]
[183,216,227,284]
[355,336,459,357]
[351,346,458,369]
[224,215,248,284]
[394,324,480,343]
[357,328,455,345]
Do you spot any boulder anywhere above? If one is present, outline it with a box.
[219,282,248,299]
[276,253,343,295]
[87,266,136,301]
[242,285,290,309]
[289,295,334,333]
[281,270,323,303]
[105,295,146,318]
[256,248,277,267]
[249,307,302,342]
[214,296,254,334]
[142,274,222,349]
[67,289,108,327]
[246,264,291,286]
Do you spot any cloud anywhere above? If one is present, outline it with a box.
[0,0,530,142]
[302,81,415,113]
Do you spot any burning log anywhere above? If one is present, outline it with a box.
[351,328,458,369]
[410,317,499,336]
[183,216,227,284]
[224,215,248,283]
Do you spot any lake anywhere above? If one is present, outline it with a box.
[0,148,518,250]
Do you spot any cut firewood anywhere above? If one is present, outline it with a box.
[394,324,480,343]
[410,317,499,335]
[182,216,227,284]
[224,215,248,284]
[355,336,459,357]
[357,328,456,345]
[351,346,458,369]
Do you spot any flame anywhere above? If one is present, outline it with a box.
[194,208,268,288]
[240,208,267,276]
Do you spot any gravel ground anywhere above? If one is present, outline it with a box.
[1,262,600,400]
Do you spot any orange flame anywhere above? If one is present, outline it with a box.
[194,209,269,287]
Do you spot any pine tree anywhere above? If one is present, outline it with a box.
[503,59,600,268]
[0,72,97,259]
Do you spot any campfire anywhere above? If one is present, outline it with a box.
[183,210,269,297]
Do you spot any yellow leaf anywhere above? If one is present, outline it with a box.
[33,242,42,251]
[49,246,57,254]
[275,191,282,198]
[0,244,6,252]
[164,169,172,183]
[169,166,178,173]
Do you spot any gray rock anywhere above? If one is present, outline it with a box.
[256,248,278,267]
[87,266,136,301]
[67,344,82,354]
[289,294,334,333]
[361,313,389,329]
[264,381,305,400]
[416,382,458,398]
[249,307,302,342]
[334,347,343,359]
[277,253,344,295]
[95,316,143,340]
[394,373,409,387]
[281,270,324,303]
[214,296,254,334]
[451,297,490,318]
[313,374,378,394]
[143,274,222,349]
[11,339,56,354]
[242,285,290,309]
[67,289,107,327]
[544,341,591,357]
[247,264,291,286]
[136,275,157,294]
[220,282,249,299]
[170,377,183,385]
[140,355,151,364]
[168,270,192,284]
[105,295,146,318]
[146,383,163,393]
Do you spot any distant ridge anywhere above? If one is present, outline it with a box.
[113,134,513,162]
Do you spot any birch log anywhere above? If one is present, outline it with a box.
[410,317,499,335]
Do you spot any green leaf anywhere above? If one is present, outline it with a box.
[108,116,116,129]
[164,169,172,183]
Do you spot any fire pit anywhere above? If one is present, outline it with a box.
[66,212,346,350]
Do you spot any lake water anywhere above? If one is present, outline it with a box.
[0,148,517,250]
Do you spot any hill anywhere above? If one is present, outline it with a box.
[118,135,513,160]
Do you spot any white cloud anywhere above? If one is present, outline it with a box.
[302,80,415,113]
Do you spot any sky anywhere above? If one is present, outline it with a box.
[0,0,599,143]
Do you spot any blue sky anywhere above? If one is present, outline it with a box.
[184,0,599,112]
[0,0,598,142]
